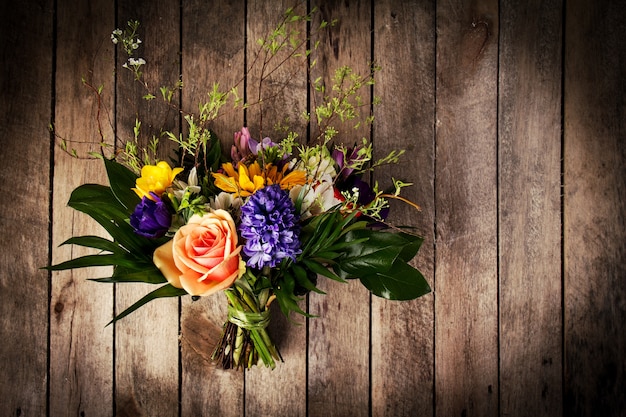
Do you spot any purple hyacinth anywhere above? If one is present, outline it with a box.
[130,192,172,238]
[239,184,301,269]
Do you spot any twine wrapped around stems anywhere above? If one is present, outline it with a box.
[211,273,282,370]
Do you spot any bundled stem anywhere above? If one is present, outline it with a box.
[211,273,282,370]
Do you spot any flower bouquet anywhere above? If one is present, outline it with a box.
[48,9,431,370]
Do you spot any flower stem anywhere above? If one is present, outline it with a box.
[211,278,281,370]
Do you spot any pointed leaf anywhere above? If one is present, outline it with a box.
[90,265,167,284]
[46,253,144,270]
[108,284,187,325]
[291,264,325,294]
[62,235,127,254]
[68,184,159,258]
[301,258,345,283]
[104,157,141,212]
[397,233,424,262]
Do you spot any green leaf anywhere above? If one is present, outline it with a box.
[103,157,140,213]
[204,129,222,173]
[46,253,143,270]
[301,258,345,283]
[335,229,422,277]
[273,285,314,320]
[310,251,340,260]
[108,284,187,325]
[359,260,431,300]
[396,233,424,262]
[323,237,369,253]
[90,265,167,284]
[61,235,127,254]
[68,184,159,258]
[336,244,398,276]
[291,264,325,295]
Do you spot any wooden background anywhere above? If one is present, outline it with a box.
[1,0,625,416]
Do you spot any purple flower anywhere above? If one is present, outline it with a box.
[333,144,368,180]
[339,176,389,220]
[249,136,276,155]
[239,185,301,269]
[130,192,172,238]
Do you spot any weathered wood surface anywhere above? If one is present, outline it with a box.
[1,0,625,416]
[564,1,626,415]
[498,0,564,415]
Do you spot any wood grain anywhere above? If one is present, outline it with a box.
[49,0,115,415]
[498,1,563,416]
[3,0,626,415]
[564,1,626,415]
[114,1,182,415]
[179,0,245,415]
[0,1,53,416]
[371,1,436,416]
[244,2,308,416]
[306,1,372,416]
[435,0,500,415]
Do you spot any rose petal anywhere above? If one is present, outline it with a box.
[153,240,183,289]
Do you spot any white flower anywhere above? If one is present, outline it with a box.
[169,167,201,201]
[290,181,341,220]
[209,192,243,212]
[295,145,337,182]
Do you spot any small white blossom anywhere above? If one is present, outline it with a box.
[128,57,146,66]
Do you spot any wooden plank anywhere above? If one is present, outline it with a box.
[498,1,563,416]
[49,0,115,415]
[244,1,308,416]
[371,1,436,415]
[51,0,116,414]
[434,0,499,415]
[179,0,245,415]
[564,1,626,415]
[0,1,53,416]
[306,1,372,416]
[113,1,182,416]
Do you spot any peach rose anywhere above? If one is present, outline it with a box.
[153,209,245,296]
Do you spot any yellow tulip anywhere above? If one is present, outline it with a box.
[133,161,183,200]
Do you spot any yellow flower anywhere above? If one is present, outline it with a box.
[133,161,183,200]
[212,161,306,197]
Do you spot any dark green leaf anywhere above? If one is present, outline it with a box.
[335,229,423,276]
[205,130,222,172]
[310,251,341,260]
[323,237,369,253]
[291,264,325,294]
[359,260,431,300]
[90,265,167,284]
[61,235,127,254]
[397,233,424,262]
[46,253,145,270]
[68,184,160,259]
[274,285,314,320]
[336,245,399,276]
[108,284,187,325]
[301,258,345,283]
[104,157,141,213]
